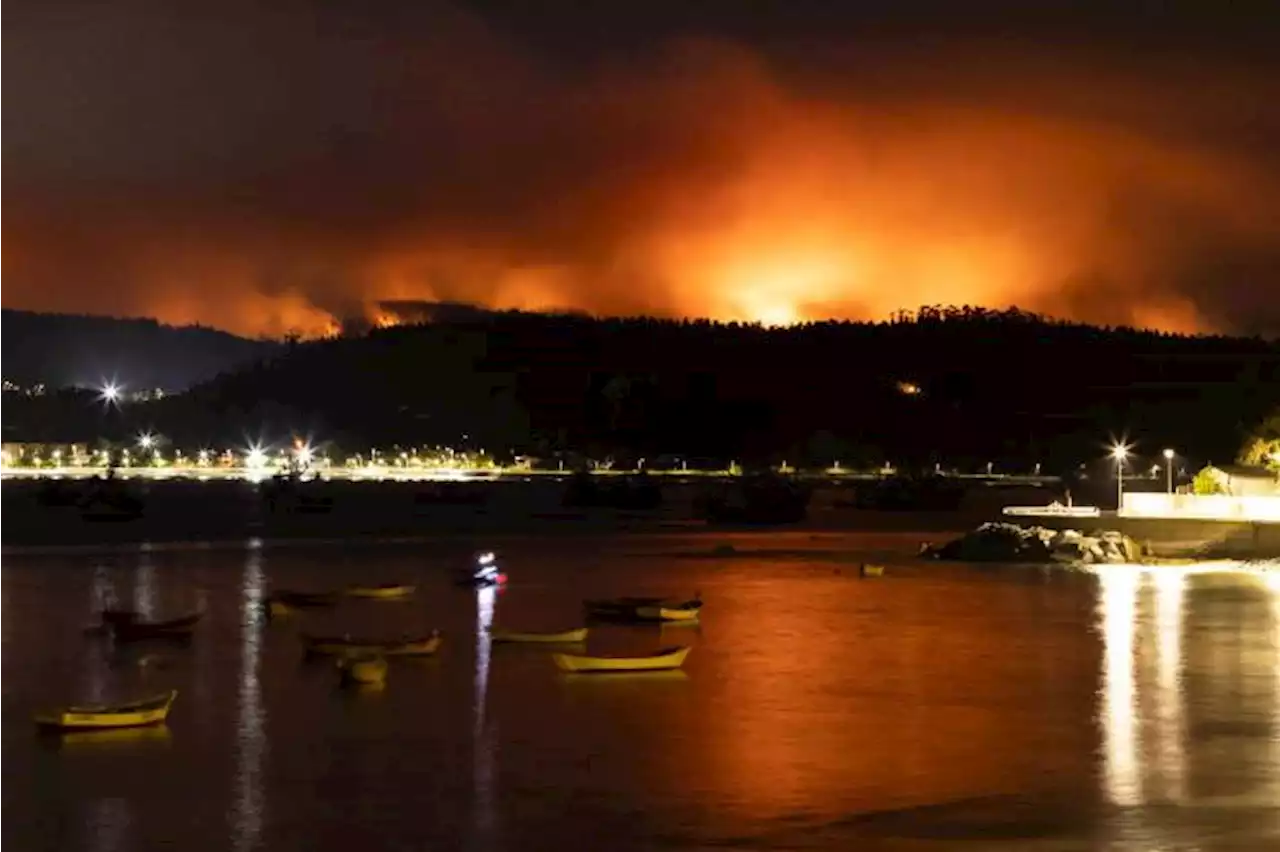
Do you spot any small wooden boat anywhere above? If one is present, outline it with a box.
[561,670,690,684]
[301,630,442,657]
[635,597,702,623]
[490,627,588,644]
[264,599,295,619]
[112,611,203,643]
[55,725,173,748]
[338,655,388,686]
[344,583,415,600]
[551,645,691,674]
[34,689,178,731]
[271,590,339,608]
[583,596,666,622]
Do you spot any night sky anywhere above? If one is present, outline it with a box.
[6,1,1279,337]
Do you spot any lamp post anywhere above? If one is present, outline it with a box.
[1162,448,1175,495]
[1111,444,1130,513]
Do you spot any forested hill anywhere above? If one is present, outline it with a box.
[0,310,279,390]
[99,306,1277,467]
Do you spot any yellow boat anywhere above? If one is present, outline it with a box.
[859,563,886,578]
[265,599,294,618]
[552,645,691,674]
[339,655,388,686]
[56,725,173,748]
[344,583,415,600]
[33,689,178,731]
[562,670,690,684]
[490,627,588,644]
[302,631,442,657]
[635,605,700,623]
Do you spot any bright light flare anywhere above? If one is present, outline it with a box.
[99,383,122,404]
[245,445,269,470]
[1110,443,1132,463]
[137,432,156,450]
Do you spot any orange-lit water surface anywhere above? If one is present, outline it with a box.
[3,534,1279,851]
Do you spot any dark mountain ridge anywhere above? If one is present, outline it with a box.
[5,305,1277,471]
[180,306,1280,466]
[1,309,280,391]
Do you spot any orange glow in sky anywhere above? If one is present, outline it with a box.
[5,25,1279,338]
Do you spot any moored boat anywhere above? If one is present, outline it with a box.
[264,599,295,619]
[583,596,666,622]
[338,655,388,686]
[271,590,340,607]
[344,583,415,600]
[112,612,203,643]
[635,596,702,622]
[551,645,691,674]
[34,689,178,731]
[99,608,141,626]
[490,627,588,644]
[586,593,702,623]
[302,630,442,657]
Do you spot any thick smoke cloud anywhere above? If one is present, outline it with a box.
[5,1,1280,337]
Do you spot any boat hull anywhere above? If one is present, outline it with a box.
[303,633,442,657]
[344,585,415,600]
[552,646,691,674]
[490,628,588,644]
[271,591,339,608]
[34,690,177,731]
[112,612,202,643]
[635,606,700,622]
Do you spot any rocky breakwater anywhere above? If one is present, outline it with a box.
[923,522,1142,565]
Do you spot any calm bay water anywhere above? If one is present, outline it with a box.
[3,531,1279,851]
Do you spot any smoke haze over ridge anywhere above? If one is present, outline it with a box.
[5,1,1280,337]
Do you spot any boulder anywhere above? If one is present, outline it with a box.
[925,523,1142,566]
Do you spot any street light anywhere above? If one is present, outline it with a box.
[1111,443,1131,512]
[1162,448,1175,494]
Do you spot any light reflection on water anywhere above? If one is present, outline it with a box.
[7,543,1280,851]
[473,584,497,846]
[87,797,131,852]
[132,558,155,620]
[1152,569,1186,804]
[1098,565,1141,807]
[84,564,116,704]
[230,551,266,852]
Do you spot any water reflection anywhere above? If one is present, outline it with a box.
[473,585,497,844]
[132,557,155,619]
[1151,570,1186,803]
[87,797,131,852]
[229,551,266,852]
[85,565,115,703]
[1097,565,1141,807]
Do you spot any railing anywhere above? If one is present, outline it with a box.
[1002,503,1102,518]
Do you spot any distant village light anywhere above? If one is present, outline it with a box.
[99,382,122,404]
